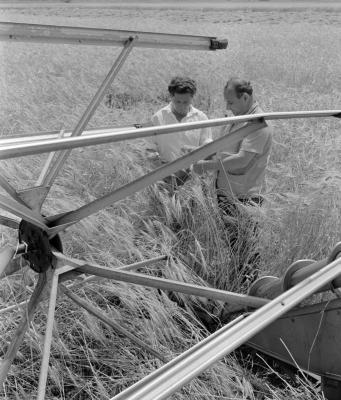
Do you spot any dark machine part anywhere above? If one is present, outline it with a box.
[210,38,228,50]
[246,243,341,400]
[247,298,341,400]
[18,220,62,273]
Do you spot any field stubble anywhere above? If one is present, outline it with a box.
[0,3,340,399]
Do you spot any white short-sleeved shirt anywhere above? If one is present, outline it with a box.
[216,102,272,197]
[151,104,212,162]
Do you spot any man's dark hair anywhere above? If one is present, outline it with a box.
[225,78,253,99]
[168,76,197,96]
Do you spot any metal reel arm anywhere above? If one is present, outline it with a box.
[46,121,267,235]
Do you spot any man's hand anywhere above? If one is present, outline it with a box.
[192,159,219,174]
[182,144,197,153]
[192,160,205,174]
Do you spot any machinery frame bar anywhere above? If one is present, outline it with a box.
[40,36,137,191]
[0,273,47,387]
[0,125,139,147]
[47,121,266,230]
[0,110,339,160]
[0,193,47,231]
[54,252,269,309]
[0,22,227,51]
[111,257,341,400]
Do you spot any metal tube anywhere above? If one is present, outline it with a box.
[65,255,168,289]
[60,283,167,363]
[0,110,340,160]
[0,216,19,229]
[54,252,269,309]
[0,125,139,147]
[0,273,47,386]
[0,193,47,231]
[47,121,266,231]
[0,22,226,51]
[40,36,137,190]
[0,175,23,205]
[37,273,59,400]
[111,258,341,400]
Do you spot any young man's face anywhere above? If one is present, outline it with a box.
[171,92,193,116]
[224,87,250,116]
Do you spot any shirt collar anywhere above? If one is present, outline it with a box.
[167,103,196,118]
[247,101,260,115]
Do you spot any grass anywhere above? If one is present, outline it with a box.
[0,3,340,399]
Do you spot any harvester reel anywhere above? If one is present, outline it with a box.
[0,21,340,400]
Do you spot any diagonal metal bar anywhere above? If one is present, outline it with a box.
[111,257,341,400]
[0,124,143,148]
[1,110,340,160]
[39,36,137,198]
[36,129,64,188]
[0,215,19,229]
[0,193,47,230]
[0,22,227,51]
[116,255,168,272]
[47,121,266,232]
[0,246,19,278]
[59,283,167,363]
[67,255,168,289]
[0,272,47,387]
[37,271,59,400]
[0,174,26,205]
[54,252,269,309]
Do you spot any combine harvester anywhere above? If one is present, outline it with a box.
[0,22,340,400]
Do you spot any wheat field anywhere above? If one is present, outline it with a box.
[0,2,340,399]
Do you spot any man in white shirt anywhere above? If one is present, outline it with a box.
[150,76,212,189]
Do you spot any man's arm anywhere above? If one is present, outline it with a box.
[193,150,256,174]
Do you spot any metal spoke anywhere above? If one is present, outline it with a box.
[67,255,168,289]
[0,246,16,277]
[54,252,269,309]
[60,284,167,363]
[37,272,59,400]
[36,129,64,188]
[0,215,19,229]
[47,121,266,232]
[0,244,27,280]
[0,193,47,231]
[38,36,137,202]
[0,174,25,205]
[0,272,47,386]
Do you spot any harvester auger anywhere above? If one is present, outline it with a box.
[0,21,340,400]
